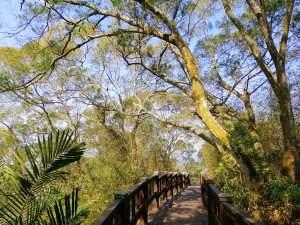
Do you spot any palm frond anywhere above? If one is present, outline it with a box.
[46,189,90,225]
[0,130,87,225]
[20,188,59,225]
[39,131,85,175]
[4,130,85,194]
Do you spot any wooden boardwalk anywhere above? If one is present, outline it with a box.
[149,186,208,225]
[94,174,264,225]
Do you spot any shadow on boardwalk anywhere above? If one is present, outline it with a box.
[149,186,208,225]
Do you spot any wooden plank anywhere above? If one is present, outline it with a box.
[149,186,208,225]
[222,202,264,225]
[92,199,122,225]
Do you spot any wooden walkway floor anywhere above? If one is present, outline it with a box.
[149,186,208,225]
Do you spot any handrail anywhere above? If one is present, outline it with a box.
[200,175,264,225]
[93,172,190,225]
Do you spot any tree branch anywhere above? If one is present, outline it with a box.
[221,0,278,90]
[279,0,295,65]
[247,0,279,64]
[63,0,178,44]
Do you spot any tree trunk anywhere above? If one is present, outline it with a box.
[176,41,257,182]
[129,120,139,172]
[276,76,299,183]
[242,94,264,155]
[178,45,230,147]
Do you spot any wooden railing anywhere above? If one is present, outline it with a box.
[201,175,264,225]
[93,172,190,225]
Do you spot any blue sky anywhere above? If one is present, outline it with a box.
[0,0,21,46]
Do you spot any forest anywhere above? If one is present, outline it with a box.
[0,0,299,224]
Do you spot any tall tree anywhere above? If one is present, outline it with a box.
[16,0,229,149]
[8,0,298,184]
[220,0,299,183]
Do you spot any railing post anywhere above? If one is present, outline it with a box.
[187,173,190,186]
[164,173,168,200]
[114,191,129,225]
[179,172,183,191]
[164,172,169,198]
[153,171,159,208]
[183,172,187,188]
[140,177,149,225]
[218,193,233,225]
[203,178,214,205]
[205,178,215,225]
[175,172,179,193]
[171,172,176,195]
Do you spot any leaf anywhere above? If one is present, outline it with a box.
[46,189,90,225]
[0,130,87,225]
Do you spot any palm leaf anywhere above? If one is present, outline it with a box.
[40,131,85,174]
[46,189,90,225]
[0,130,87,225]
[19,188,59,225]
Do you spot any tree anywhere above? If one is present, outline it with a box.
[15,0,229,148]
[5,1,248,191]
[8,0,293,187]
[220,0,299,183]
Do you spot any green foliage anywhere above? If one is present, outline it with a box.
[201,141,247,202]
[270,179,300,205]
[230,122,258,157]
[0,130,89,225]
[214,156,251,210]
[229,122,267,178]
[111,0,124,6]
[46,188,90,225]
[184,161,201,185]
[202,117,300,223]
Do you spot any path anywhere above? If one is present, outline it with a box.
[149,186,208,225]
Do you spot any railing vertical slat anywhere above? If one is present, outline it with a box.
[155,175,159,208]
[140,177,148,225]
[114,191,129,225]
[132,195,135,219]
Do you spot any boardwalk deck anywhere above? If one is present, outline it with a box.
[149,186,208,225]
[94,174,264,225]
